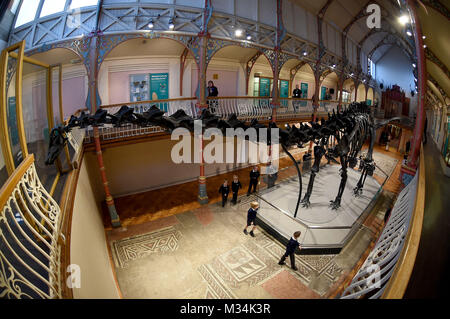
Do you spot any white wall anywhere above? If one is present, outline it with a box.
[71,159,121,299]
[375,46,418,116]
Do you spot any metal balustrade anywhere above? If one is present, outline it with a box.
[340,167,419,299]
[81,97,349,142]
[0,154,62,299]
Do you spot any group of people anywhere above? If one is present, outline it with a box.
[218,165,261,208]
[217,166,301,271]
[243,201,301,271]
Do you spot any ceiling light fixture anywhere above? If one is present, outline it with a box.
[303,51,308,56]
[422,35,426,40]
[412,63,416,68]
[398,15,409,25]
[169,18,175,29]
[406,30,412,36]
[148,19,154,29]
[246,34,252,40]
[235,29,243,37]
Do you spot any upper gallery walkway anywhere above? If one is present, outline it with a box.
[404,136,450,298]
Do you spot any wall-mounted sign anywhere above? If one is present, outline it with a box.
[259,77,271,97]
[321,86,327,100]
[280,80,289,98]
[150,73,169,100]
[300,83,308,98]
[130,74,149,102]
[7,97,19,146]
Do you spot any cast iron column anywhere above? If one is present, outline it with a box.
[89,0,120,227]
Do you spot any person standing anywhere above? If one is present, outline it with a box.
[231,175,242,205]
[278,231,302,271]
[266,161,278,188]
[293,84,301,98]
[218,179,230,207]
[243,202,259,237]
[247,166,260,196]
[207,80,218,97]
[293,84,301,112]
[207,80,219,113]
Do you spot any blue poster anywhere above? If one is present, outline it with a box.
[7,97,19,146]
[280,80,289,98]
[320,86,327,100]
[150,73,169,111]
[300,83,308,98]
[259,78,271,97]
[367,99,372,106]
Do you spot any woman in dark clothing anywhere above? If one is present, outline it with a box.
[207,81,218,97]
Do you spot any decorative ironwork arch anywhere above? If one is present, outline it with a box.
[96,32,200,72]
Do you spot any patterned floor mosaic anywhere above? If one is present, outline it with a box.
[198,230,344,299]
[111,226,182,268]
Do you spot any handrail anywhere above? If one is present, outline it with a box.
[101,97,197,109]
[340,144,424,299]
[0,154,63,298]
[381,144,425,298]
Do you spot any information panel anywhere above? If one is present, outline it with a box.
[280,80,289,98]
[150,73,169,100]
[300,83,308,98]
[259,77,271,97]
[321,86,327,100]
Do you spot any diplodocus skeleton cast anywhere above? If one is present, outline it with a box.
[46,102,399,214]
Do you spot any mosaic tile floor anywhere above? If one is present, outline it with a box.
[108,203,344,299]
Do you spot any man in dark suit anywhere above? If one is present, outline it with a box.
[218,179,230,207]
[247,166,260,196]
[293,84,301,112]
[293,84,301,98]
[278,231,302,271]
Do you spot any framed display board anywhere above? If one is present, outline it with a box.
[280,80,289,98]
[300,83,308,98]
[320,86,327,100]
[150,73,169,100]
[7,97,19,146]
[259,77,271,97]
[130,74,149,102]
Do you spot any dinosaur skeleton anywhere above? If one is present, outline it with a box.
[46,102,399,215]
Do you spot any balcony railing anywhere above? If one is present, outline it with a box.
[86,97,347,143]
[340,145,425,299]
[0,154,63,299]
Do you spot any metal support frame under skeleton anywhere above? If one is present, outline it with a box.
[46,102,399,217]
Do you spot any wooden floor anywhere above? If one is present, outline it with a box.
[102,143,404,229]
[101,150,307,228]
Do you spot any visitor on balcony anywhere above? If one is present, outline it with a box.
[293,84,301,112]
[207,80,219,113]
